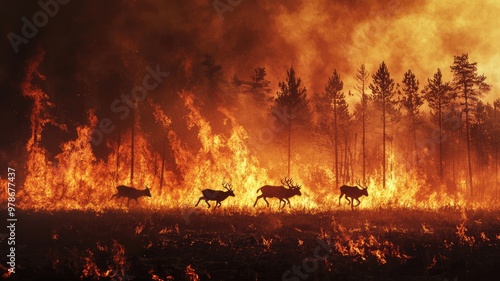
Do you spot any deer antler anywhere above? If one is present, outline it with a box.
[356,180,367,190]
[222,181,233,191]
[281,177,300,189]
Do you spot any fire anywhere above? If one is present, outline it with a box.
[12,45,498,212]
[80,240,128,280]
[185,265,200,281]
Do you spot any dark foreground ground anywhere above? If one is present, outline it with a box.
[1,208,500,280]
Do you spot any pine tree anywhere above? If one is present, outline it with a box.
[272,66,309,176]
[450,53,491,197]
[317,70,350,188]
[201,54,223,100]
[355,64,369,184]
[244,67,271,105]
[399,69,423,168]
[369,62,396,189]
[423,68,454,180]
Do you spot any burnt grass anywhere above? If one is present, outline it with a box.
[1,208,500,281]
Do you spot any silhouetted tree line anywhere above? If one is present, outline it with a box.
[226,53,498,200]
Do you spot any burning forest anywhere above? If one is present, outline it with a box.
[1,0,500,280]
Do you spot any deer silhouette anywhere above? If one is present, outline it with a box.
[111,185,151,206]
[339,181,368,210]
[195,182,235,208]
[254,177,302,208]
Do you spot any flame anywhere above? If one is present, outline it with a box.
[185,265,200,281]
[80,241,128,279]
[15,48,499,212]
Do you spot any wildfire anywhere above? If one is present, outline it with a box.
[185,265,200,281]
[11,43,498,213]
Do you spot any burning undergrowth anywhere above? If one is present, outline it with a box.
[1,209,499,280]
[3,51,489,212]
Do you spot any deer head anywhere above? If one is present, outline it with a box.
[144,186,152,197]
[222,181,235,197]
[281,177,302,195]
[355,180,368,196]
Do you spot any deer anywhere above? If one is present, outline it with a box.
[195,182,235,208]
[254,177,302,208]
[338,180,368,210]
[111,185,152,206]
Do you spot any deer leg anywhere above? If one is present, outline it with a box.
[278,199,285,209]
[345,197,351,206]
[205,200,211,208]
[254,196,262,207]
[285,198,291,208]
[195,197,204,207]
[338,194,344,206]
[263,197,270,208]
[353,198,361,207]
[216,201,222,208]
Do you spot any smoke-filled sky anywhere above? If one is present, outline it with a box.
[1,0,499,155]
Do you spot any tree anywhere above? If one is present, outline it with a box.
[423,68,454,180]
[494,99,500,198]
[201,54,223,101]
[399,69,423,168]
[369,62,396,189]
[354,64,369,184]
[317,70,350,188]
[243,67,271,105]
[272,66,309,177]
[450,53,491,197]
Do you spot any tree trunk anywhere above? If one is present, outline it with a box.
[287,118,291,177]
[131,102,135,185]
[438,104,443,181]
[412,116,418,168]
[160,135,166,192]
[116,129,121,184]
[334,99,339,188]
[362,93,366,184]
[382,96,387,189]
[464,82,473,198]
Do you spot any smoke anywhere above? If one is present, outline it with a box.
[2,0,499,161]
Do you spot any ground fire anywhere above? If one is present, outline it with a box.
[1,0,499,280]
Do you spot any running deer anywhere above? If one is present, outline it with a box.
[111,185,152,206]
[338,181,368,210]
[195,182,235,208]
[254,177,302,208]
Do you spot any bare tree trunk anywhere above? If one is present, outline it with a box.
[412,116,419,168]
[334,100,339,188]
[116,129,121,184]
[160,135,166,192]
[344,132,349,183]
[362,94,366,184]
[130,102,135,185]
[382,97,387,189]
[464,85,473,199]
[438,105,443,181]
[287,119,291,177]
[496,102,500,200]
